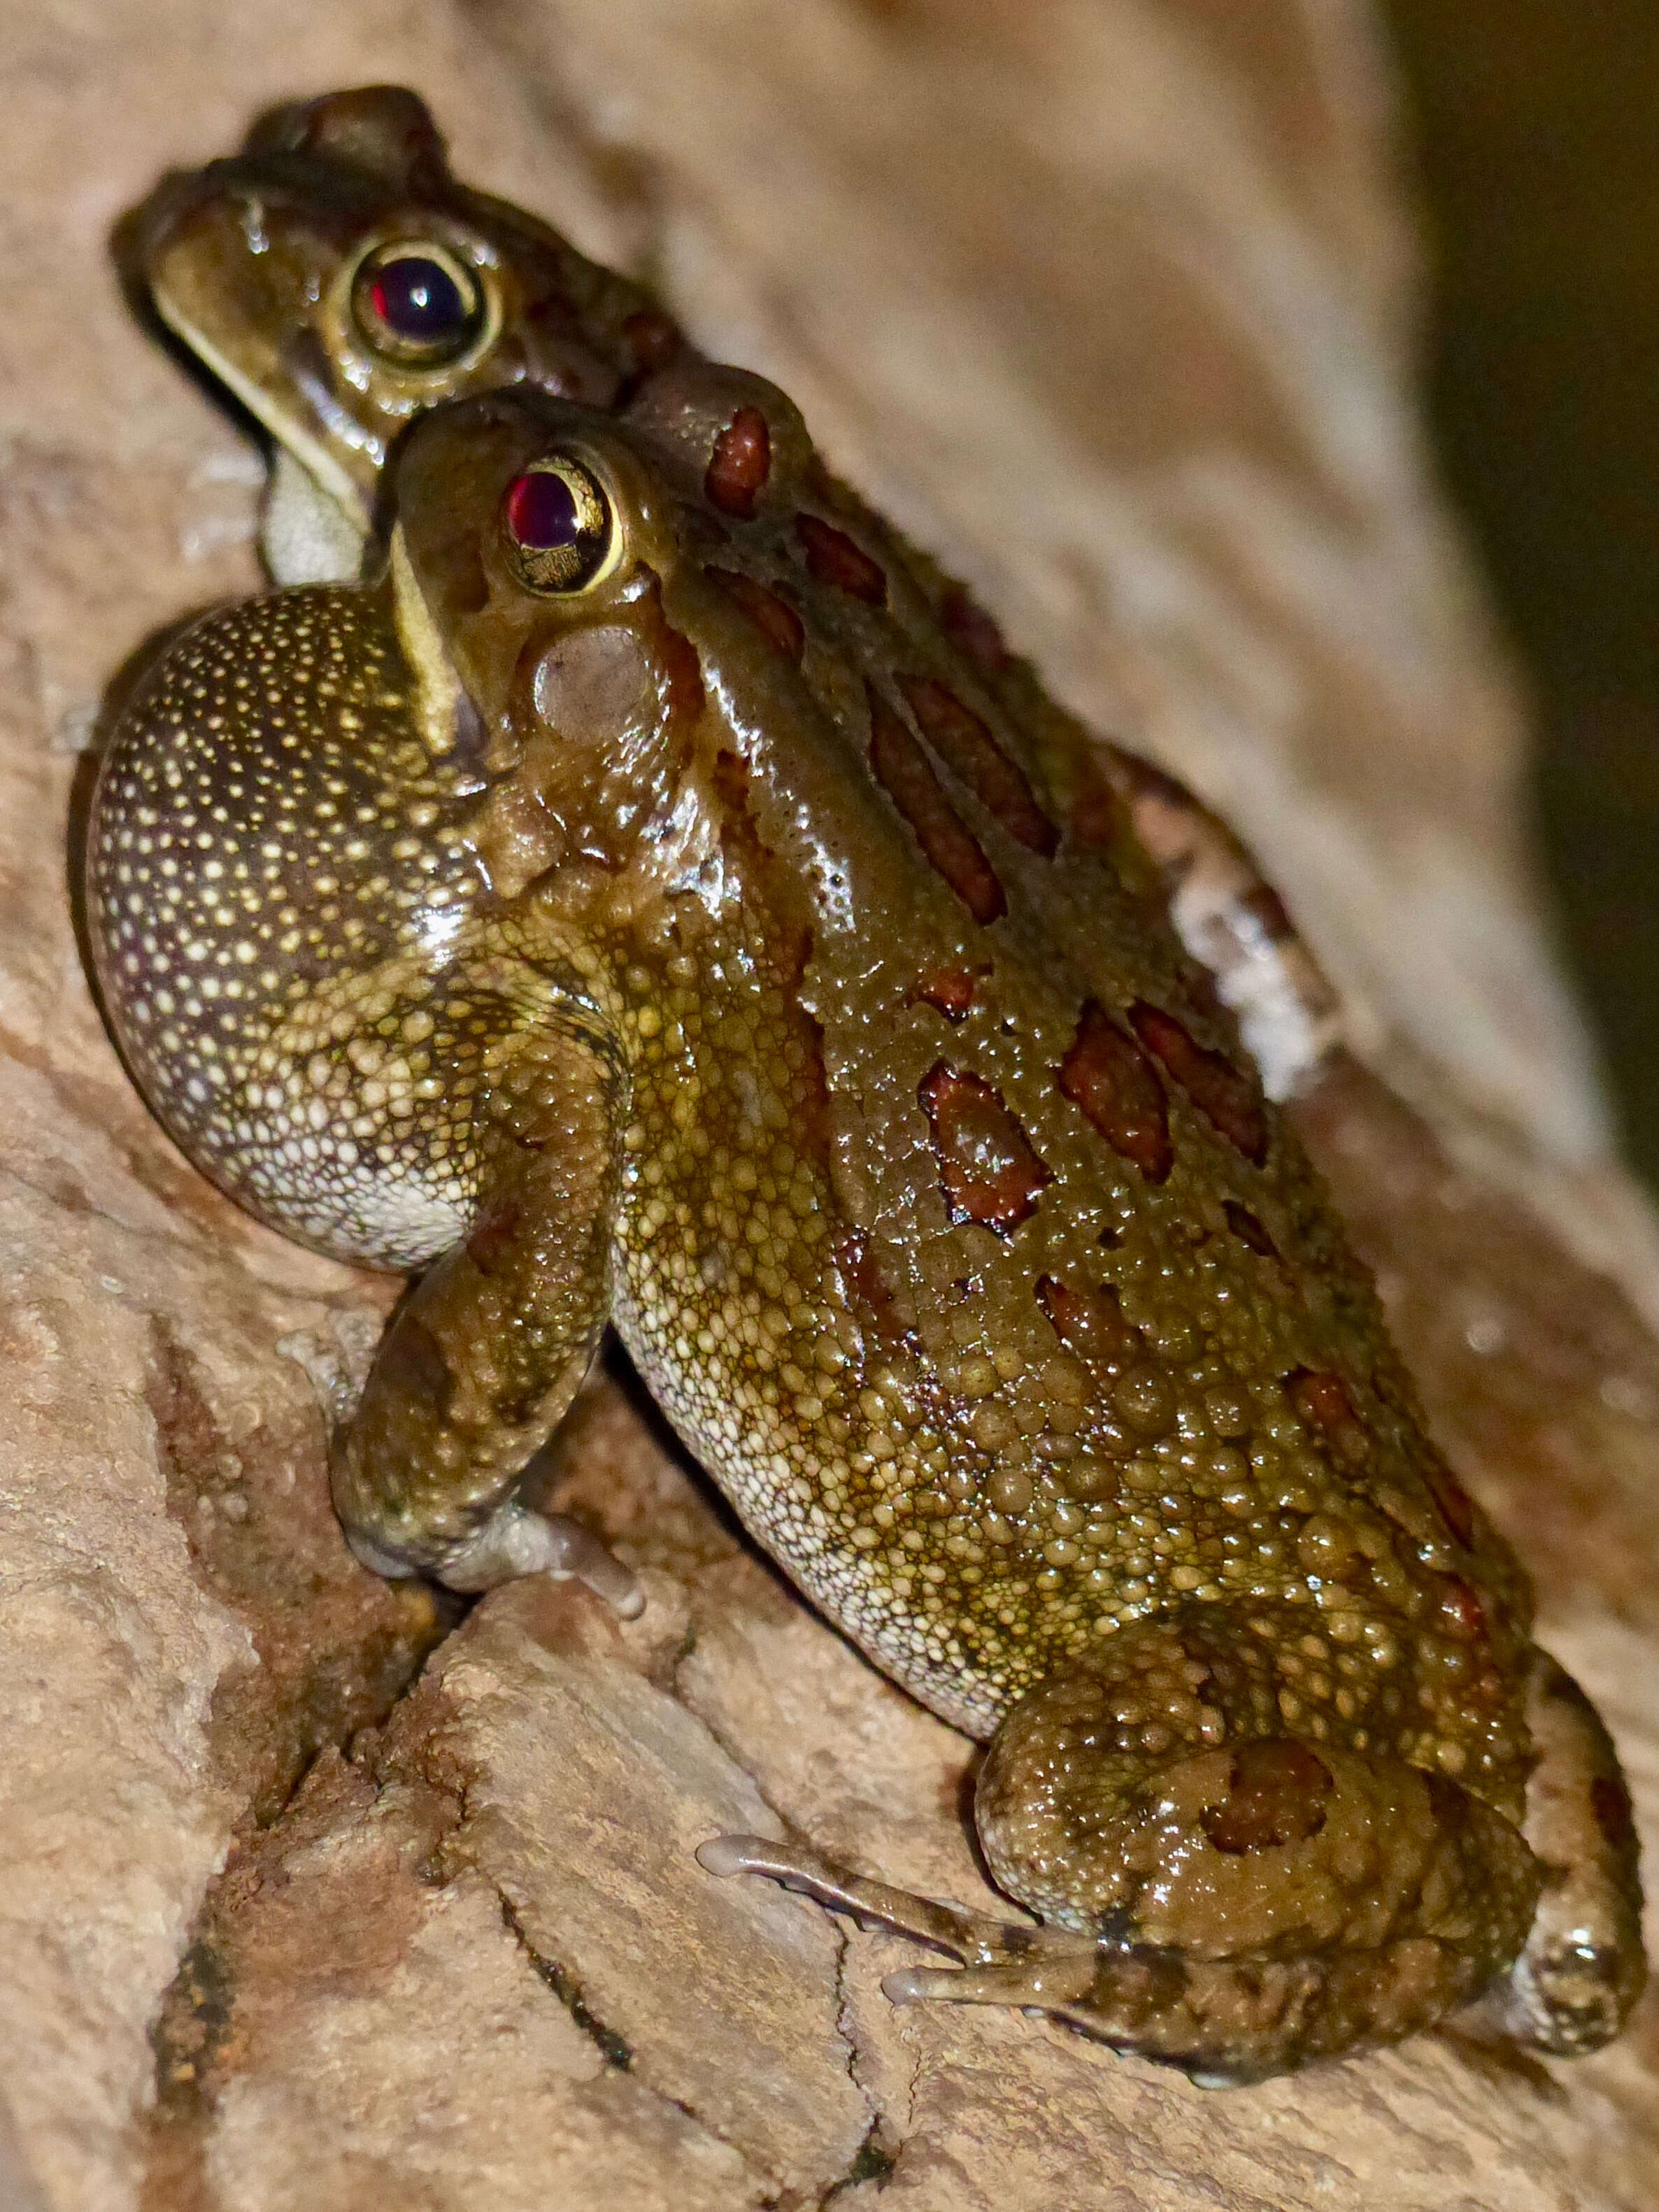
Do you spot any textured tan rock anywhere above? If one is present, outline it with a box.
[427,1590,873,2195]
[163,1734,754,2212]
[1,1,1657,2208]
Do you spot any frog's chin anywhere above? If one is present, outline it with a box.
[146,271,369,583]
[260,443,369,585]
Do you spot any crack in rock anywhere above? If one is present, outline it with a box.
[496,1887,635,2073]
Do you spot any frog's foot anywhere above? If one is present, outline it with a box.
[1455,1648,1646,2054]
[343,1497,643,1617]
[697,1832,1133,2038]
[696,1832,1058,1964]
[1102,741,1342,1099]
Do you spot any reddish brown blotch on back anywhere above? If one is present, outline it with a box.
[1056,1000,1172,1183]
[1285,1367,1369,1470]
[867,685,1006,925]
[918,1062,1051,1232]
[797,513,887,604]
[1034,1273,1141,1369]
[897,674,1058,857]
[705,406,772,519]
[705,567,806,662]
[1130,1001,1268,1167]
[911,964,983,1022]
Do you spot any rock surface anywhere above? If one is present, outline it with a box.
[1,1,1656,2207]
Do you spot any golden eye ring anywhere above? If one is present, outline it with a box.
[350,239,485,366]
[501,456,619,594]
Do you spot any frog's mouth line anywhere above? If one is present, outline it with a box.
[149,290,373,587]
[131,159,377,571]
[153,295,369,534]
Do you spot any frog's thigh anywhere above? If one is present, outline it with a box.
[1102,739,1342,1099]
[331,1022,639,1610]
[1459,1646,1646,2053]
[966,1604,1542,2074]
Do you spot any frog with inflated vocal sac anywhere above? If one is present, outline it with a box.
[91,89,1644,2083]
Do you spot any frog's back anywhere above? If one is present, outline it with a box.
[600,371,1526,1792]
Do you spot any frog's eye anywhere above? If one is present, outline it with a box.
[502,458,618,593]
[351,241,483,366]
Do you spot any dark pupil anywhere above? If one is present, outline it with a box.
[506,470,581,549]
[369,255,467,342]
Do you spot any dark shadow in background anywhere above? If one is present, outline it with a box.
[1383,1,1659,1189]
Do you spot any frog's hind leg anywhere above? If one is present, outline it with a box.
[697,1823,1496,2085]
[1101,742,1343,1100]
[329,1011,642,1615]
[704,1602,1546,2079]
[968,1603,1550,2074]
[1456,1647,1646,2054]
